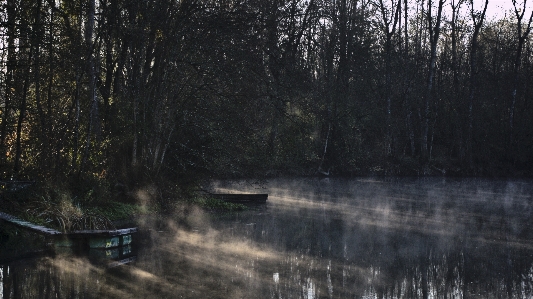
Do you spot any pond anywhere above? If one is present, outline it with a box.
[1,177,533,298]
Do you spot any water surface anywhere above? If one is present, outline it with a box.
[2,177,533,298]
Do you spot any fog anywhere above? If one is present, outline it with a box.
[2,177,533,298]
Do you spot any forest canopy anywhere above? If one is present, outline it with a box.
[0,0,532,190]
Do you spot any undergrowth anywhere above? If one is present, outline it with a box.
[0,179,244,233]
[0,182,148,232]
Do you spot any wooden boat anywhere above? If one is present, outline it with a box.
[57,228,137,248]
[0,211,137,249]
[210,193,268,204]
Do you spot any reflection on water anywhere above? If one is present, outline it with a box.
[1,177,533,298]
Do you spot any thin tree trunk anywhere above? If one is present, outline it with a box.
[466,0,488,168]
[421,0,444,162]
[13,46,32,176]
[33,0,48,170]
[318,123,331,174]
[402,0,415,157]
[450,0,464,161]
[48,0,58,173]
[99,0,118,136]
[1,0,16,155]
[404,0,408,53]
[404,77,416,157]
[72,73,81,171]
[377,0,401,156]
[155,124,175,174]
[81,0,98,173]
[509,2,533,150]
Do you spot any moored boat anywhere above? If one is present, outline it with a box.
[210,193,268,204]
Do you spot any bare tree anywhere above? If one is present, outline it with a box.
[509,0,533,149]
[448,0,466,161]
[401,0,417,157]
[421,0,445,161]
[376,0,402,155]
[466,0,488,167]
[450,0,465,88]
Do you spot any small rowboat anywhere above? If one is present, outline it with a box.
[57,228,137,248]
[0,211,137,249]
[210,193,268,204]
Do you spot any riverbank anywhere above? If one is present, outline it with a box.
[0,180,252,236]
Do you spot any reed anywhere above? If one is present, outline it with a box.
[25,196,115,232]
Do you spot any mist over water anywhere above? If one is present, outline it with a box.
[2,177,533,298]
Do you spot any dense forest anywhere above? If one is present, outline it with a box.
[1,0,532,191]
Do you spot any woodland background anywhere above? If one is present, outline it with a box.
[1,0,533,194]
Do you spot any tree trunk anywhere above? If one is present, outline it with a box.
[71,72,81,171]
[377,0,401,155]
[33,0,49,171]
[509,2,533,151]
[450,0,464,161]
[81,0,98,173]
[13,36,32,176]
[466,0,488,168]
[1,0,16,158]
[421,0,444,162]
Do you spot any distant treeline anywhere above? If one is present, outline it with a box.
[0,0,532,186]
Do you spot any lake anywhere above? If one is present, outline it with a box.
[1,177,533,298]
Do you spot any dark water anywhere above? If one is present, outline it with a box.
[2,177,533,298]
